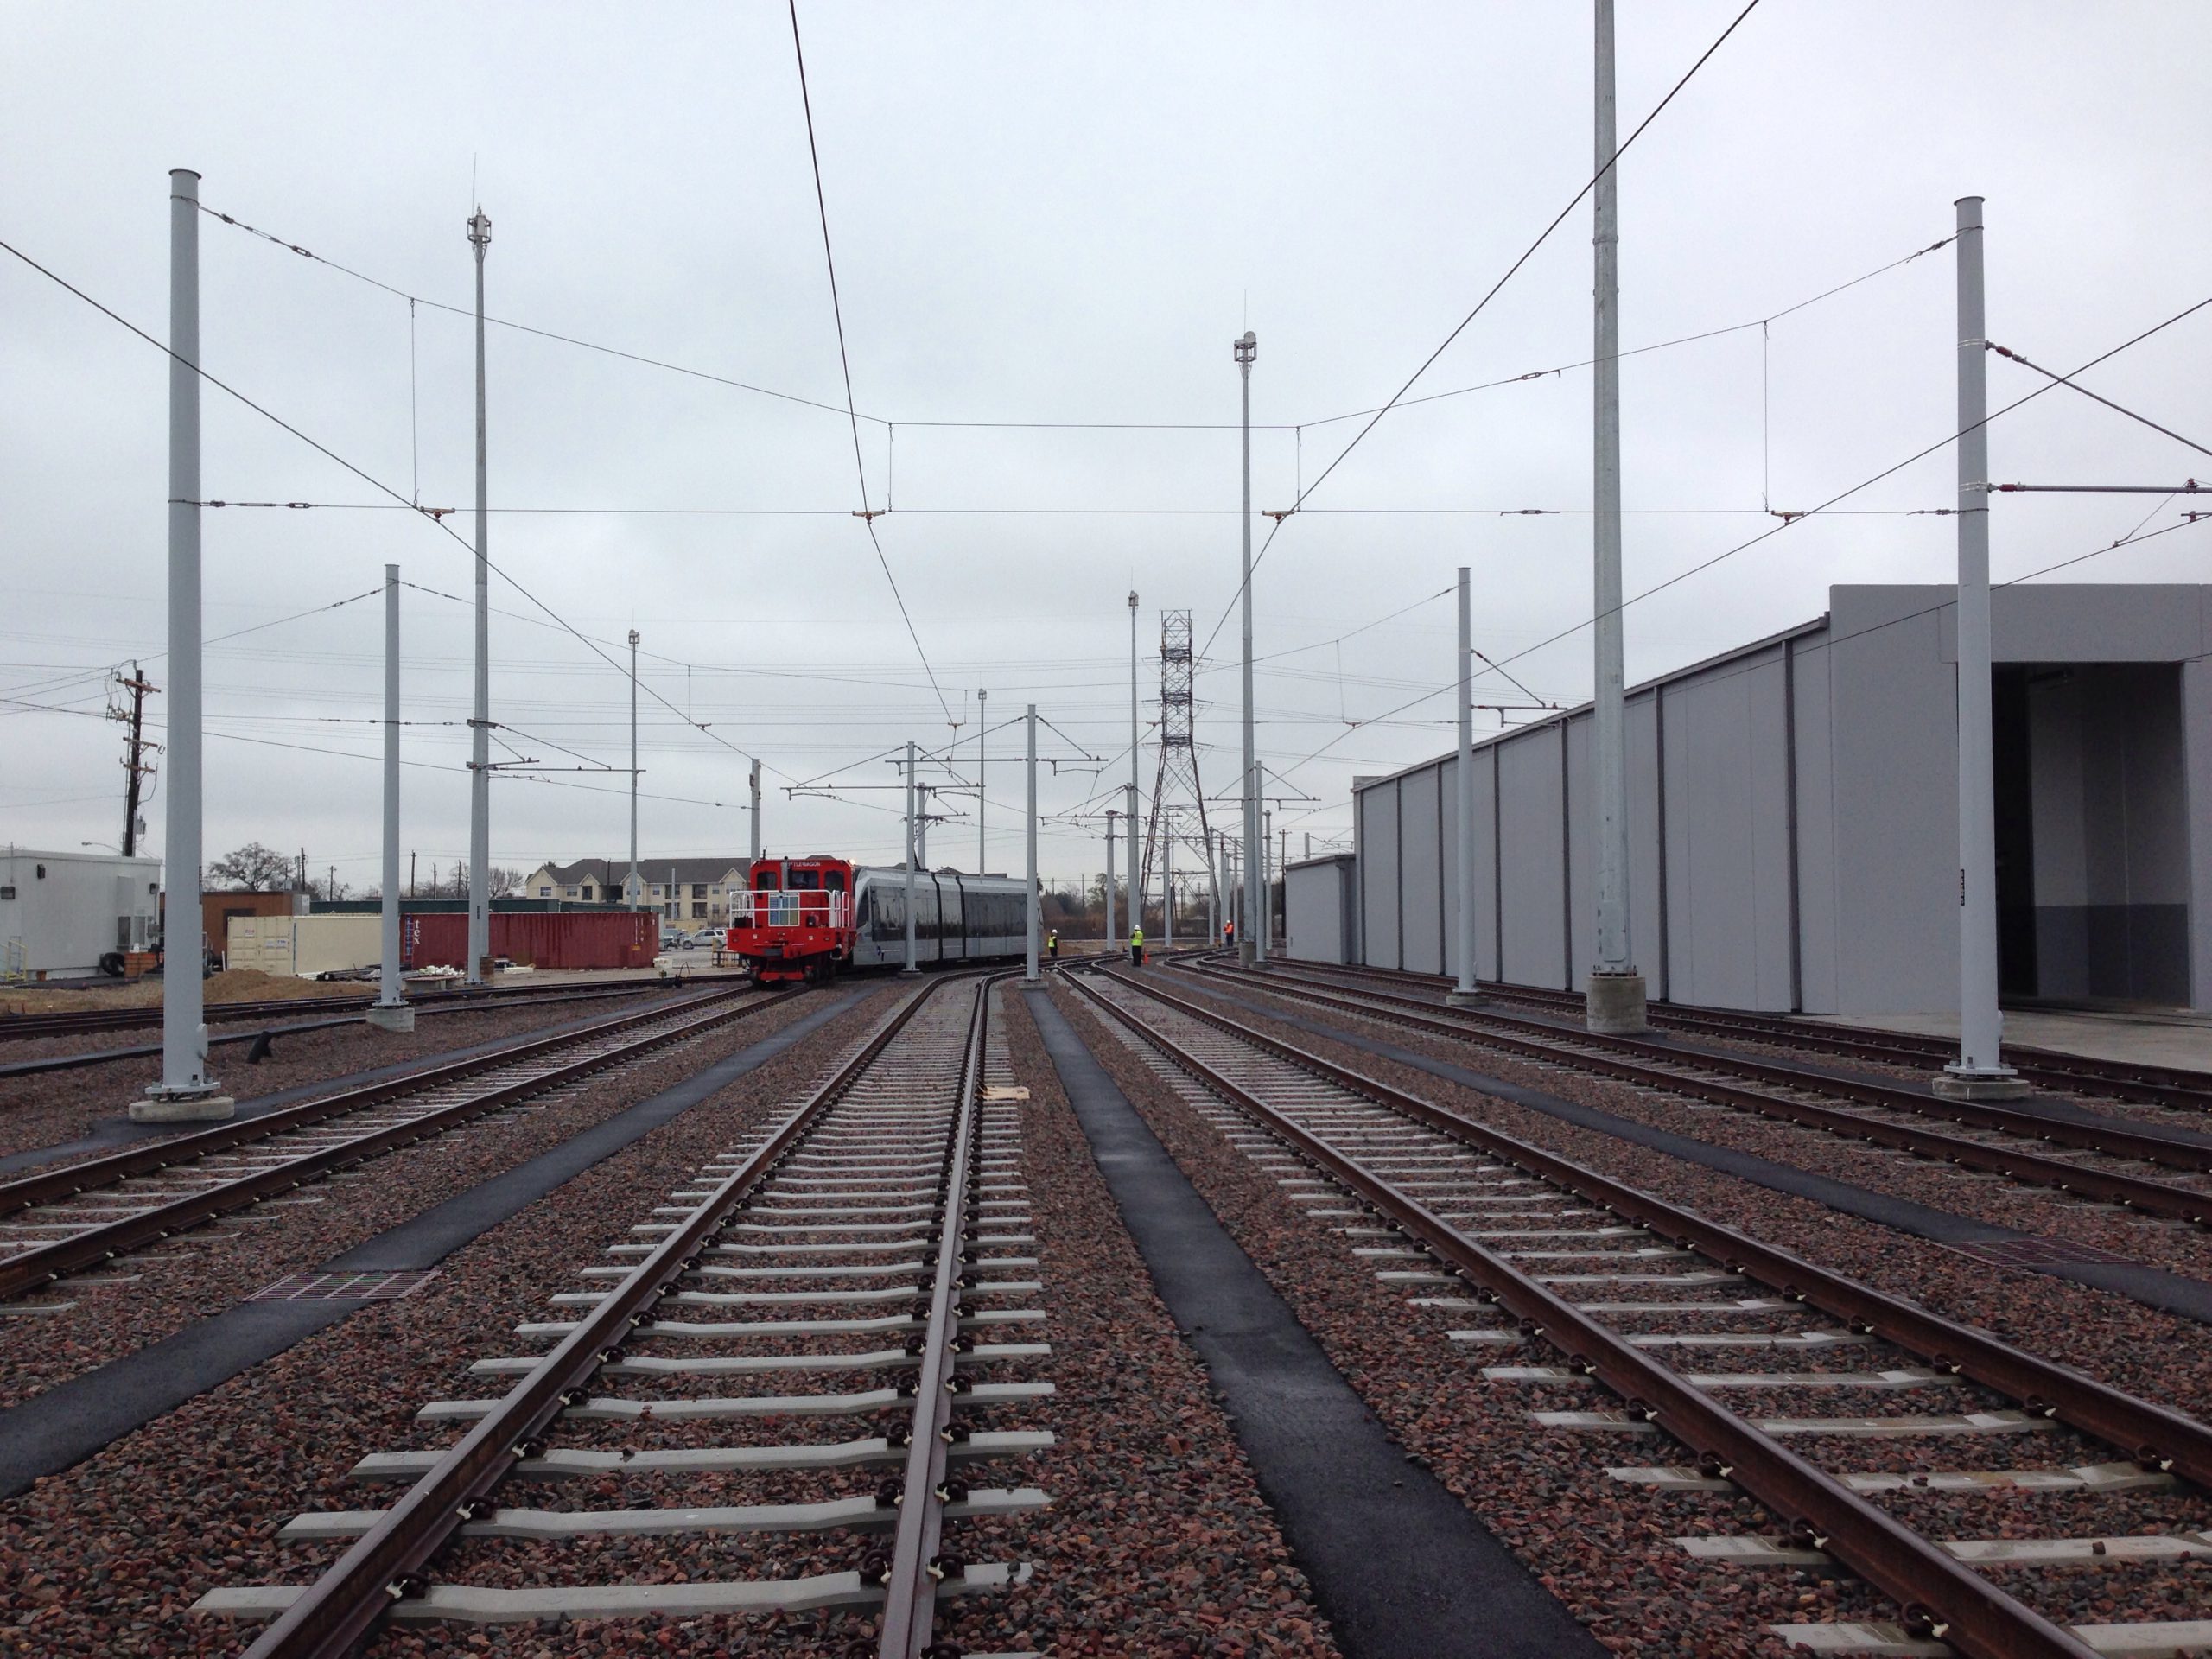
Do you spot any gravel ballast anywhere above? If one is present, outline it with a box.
[1054,975,2212,1656]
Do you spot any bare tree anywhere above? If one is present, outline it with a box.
[207,842,294,892]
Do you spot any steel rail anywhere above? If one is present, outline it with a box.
[1071,969,2113,1659]
[0,987,780,1302]
[1185,962,2212,1224]
[0,975,676,1040]
[0,982,706,1080]
[242,972,959,1659]
[1281,957,2212,1109]
[875,969,1010,1656]
[1086,967,2212,1487]
[1221,962,2212,1175]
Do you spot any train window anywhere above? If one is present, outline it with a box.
[788,868,821,891]
[825,870,847,893]
[754,868,779,890]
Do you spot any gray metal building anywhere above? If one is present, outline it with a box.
[1352,584,2212,1015]
[1284,853,1359,965]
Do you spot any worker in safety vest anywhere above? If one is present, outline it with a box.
[1224,918,1235,948]
[1129,924,1144,966]
[1046,928,1059,961]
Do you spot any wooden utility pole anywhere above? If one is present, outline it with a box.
[112,663,159,856]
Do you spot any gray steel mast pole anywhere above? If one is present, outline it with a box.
[1450,566,1483,1004]
[1236,331,1262,967]
[1024,704,1039,981]
[1127,590,1141,935]
[1586,0,1644,1033]
[626,629,640,907]
[370,563,412,1029]
[137,167,229,1119]
[1104,809,1117,950]
[902,740,918,974]
[1162,807,1174,950]
[466,205,493,986]
[748,759,761,863]
[1938,195,2024,1099]
[1207,828,1219,945]
[976,687,987,872]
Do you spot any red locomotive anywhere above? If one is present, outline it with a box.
[727,855,1031,983]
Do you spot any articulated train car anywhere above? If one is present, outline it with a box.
[725,854,1030,984]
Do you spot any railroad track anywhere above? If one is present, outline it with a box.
[0,975,680,1043]
[1186,959,2212,1230]
[1070,965,2212,1659]
[0,981,712,1082]
[0,983,784,1304]
[1286,957,2212,1113]
[194,969,1050,1657]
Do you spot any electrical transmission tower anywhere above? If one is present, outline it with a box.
[1137,610,1216,940]
[109,663,160,856]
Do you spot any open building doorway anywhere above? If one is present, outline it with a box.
[1993,663,2190,1006]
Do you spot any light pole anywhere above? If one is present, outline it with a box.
[1236,330,1262,968]
[902,740,918,975]
[134,168,230,1122]
[976,687,988,872]
[1586,1,1644,1033]
[465,203,493,988]
[626,628,640,909]
[1025,704,1039,982]
[748,758,761,864]
[1936,195,2027,1101]
[1450,565,1483,1005]
[1104,808,1117,950]
[1127,590,1141,935]
[369,563,412,1031]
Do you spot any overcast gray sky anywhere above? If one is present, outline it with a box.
[6,3,2209,895]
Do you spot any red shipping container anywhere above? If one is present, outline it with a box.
[402,912,656,971]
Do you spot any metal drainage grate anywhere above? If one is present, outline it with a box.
[1942,1236,2136,1270]
[247,1269,440,1304]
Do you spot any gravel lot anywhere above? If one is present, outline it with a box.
[0,983,689,1167]
[0,988,824,1409]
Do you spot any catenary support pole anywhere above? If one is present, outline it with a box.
[1025,705,1039,981]
[1128,590,1141,931]
[902,740,918,975]
[1104,809,1117,950]
[1236,331,1262,968]
[976,687,987,872]
[1937,195,2026,1099]
[368,563,413,1031]
[1586,0,1645,1034]
[1162,809,1174,950]
[466,204,493,987]
[626,629,640,908]
[137,167,230,1121]
[1451,563,1482,1004]
[1211,831,1230,946]
[748,758,761,864]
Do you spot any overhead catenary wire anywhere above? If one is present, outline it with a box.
[1988,340,2212,461]
[1197,0,1765,664]
[786,0,952,728]
[0,232,794,791]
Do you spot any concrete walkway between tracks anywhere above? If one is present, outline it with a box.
[1170,972,2212,1331]
[0,986,867,1499]
[1024,986,1606,1659]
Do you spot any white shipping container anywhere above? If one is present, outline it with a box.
[0,848,164,979]
[224,913,381,977]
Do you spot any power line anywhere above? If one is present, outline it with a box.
[786,0,952,727]
[187,499,1950,519]
[0,233,787,786]
[1198,0,1764,664]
